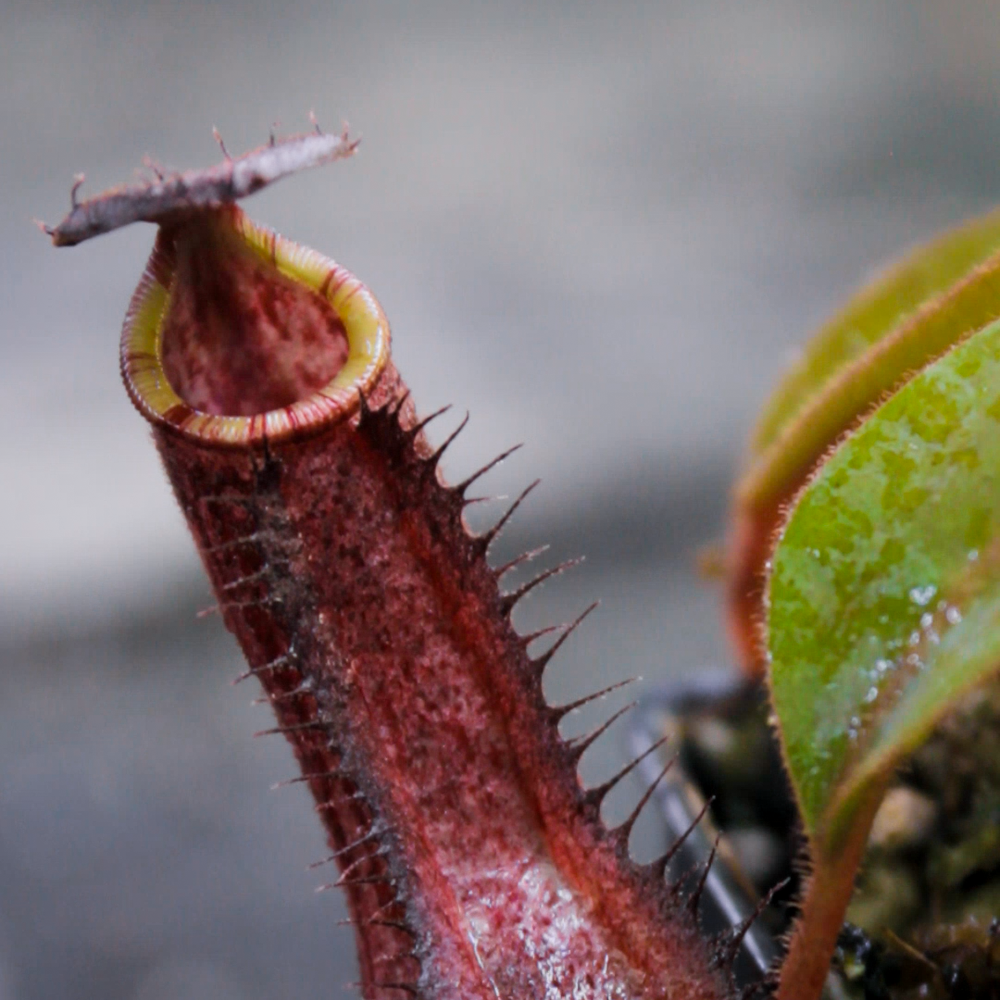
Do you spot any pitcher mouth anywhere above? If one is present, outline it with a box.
[120,204,389,447]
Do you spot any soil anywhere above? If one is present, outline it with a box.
[638,678,1000,1000]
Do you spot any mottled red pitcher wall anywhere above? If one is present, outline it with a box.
[49,133,741,1000]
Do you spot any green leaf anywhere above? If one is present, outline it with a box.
[751,208,1000,458]
[767,318,1000,851]
[738,211,1000,515]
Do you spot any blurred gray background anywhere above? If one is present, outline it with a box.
[4,1,1000,997]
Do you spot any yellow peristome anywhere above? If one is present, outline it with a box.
[120,206,390,447]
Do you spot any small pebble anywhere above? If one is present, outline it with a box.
[869,786,938,851]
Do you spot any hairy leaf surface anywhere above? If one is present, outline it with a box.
[767,318,1000,850]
